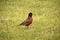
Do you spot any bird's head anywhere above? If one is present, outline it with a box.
[28,12,32,17]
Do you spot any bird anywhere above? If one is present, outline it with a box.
[20,12,33,27]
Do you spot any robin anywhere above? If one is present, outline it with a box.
[20,12,33,27]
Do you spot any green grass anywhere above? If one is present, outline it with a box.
[0,0,60,40]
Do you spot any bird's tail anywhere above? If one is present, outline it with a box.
[17,24,22,26]
[20,23,23,25]
[17,23,23,26]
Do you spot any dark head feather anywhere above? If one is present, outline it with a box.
[28,12,32,17]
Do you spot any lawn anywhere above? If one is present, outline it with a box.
[0,0,60,40]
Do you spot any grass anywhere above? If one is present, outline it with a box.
[0,0,60,40]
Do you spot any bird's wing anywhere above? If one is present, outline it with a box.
[20,18,29,25]
[24,19,30,23]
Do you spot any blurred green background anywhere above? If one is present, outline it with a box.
[0,0,60,40]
